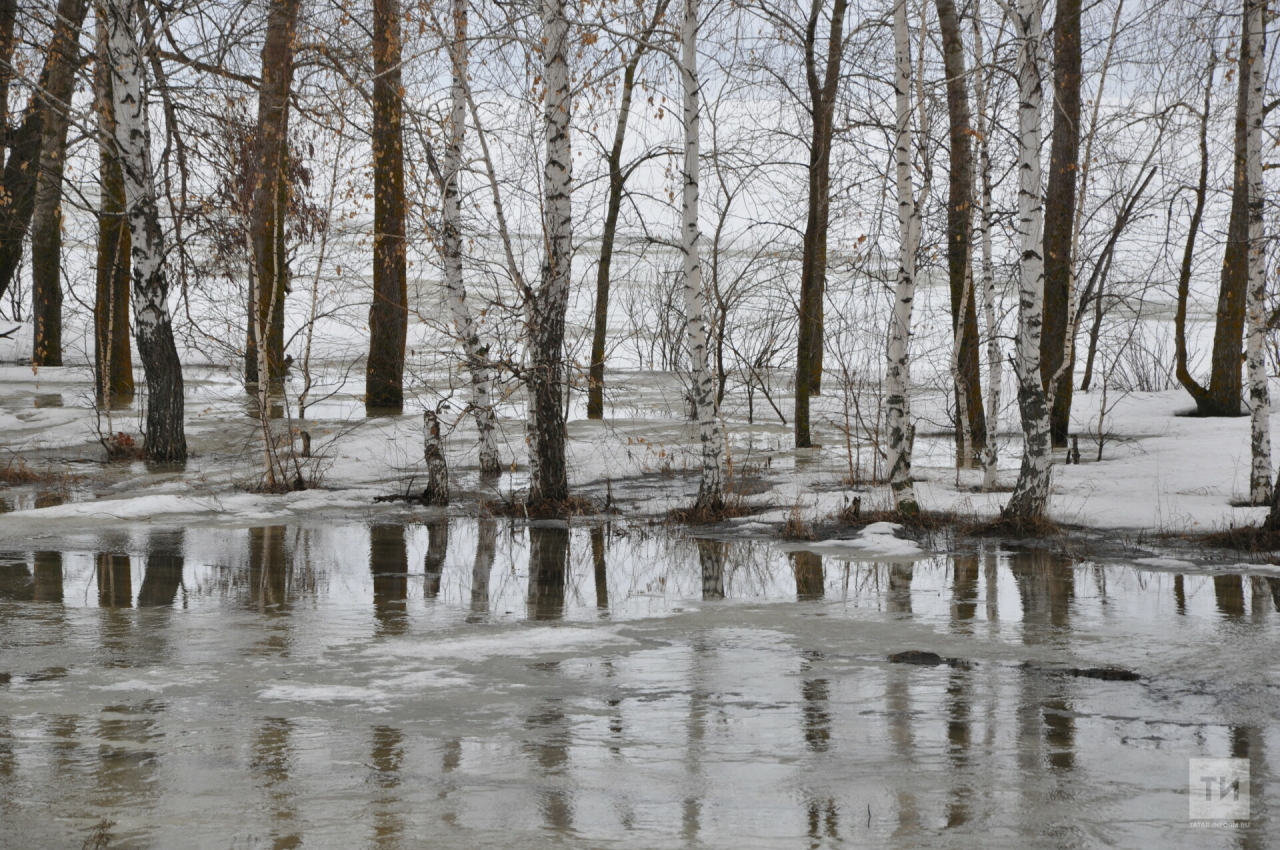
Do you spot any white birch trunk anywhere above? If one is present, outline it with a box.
[527,0,573,505]
[441,0,502,477]
[423,410,450,506]
[973,0,1000,491]
[1245,0,1271,504]
[1003,0,1052,519]
[681,0,723,510]
[105,0,186,462]
[887,0,919,513]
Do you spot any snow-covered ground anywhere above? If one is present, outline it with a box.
[0,357,1273,543]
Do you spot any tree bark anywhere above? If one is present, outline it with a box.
[794,0,847,447]
[1003,0,1052,520]
[587,0,670,420]
[440,0,501,474]
[681,0,723,510]
[887,0,919,515]
[0,0,87,304]
[1204,2,1255,417]
[423,410,449,506]
[30,0,88,367]
[934,0,986,468]
[246,0,301,388]
[1243,0,1269,503]
[0,0,15,143]
[367,0,408,411]
[1174,61,1214,407]
[973,0,1000,490]
[105,0,186,462]
[1040,0,1081,447]
[527,0,573,507]
[94,11,133,402]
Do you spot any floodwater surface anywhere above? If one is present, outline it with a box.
[1,520,1277,849]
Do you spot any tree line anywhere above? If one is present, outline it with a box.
[0,0,1277,524]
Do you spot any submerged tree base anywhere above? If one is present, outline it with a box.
[484,495,600,520]
[967,514,1062,539]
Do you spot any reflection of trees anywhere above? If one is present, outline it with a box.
[370,525,408,636]
[33,552,62,602]
[248,526,290,611]
[469,518,495,621]
[697,539,724,600]
[1008,548,1076,842]
[527,526,568,621]
[137,531,183,608]
[424,519,449,599]
[523,701,573,833]
[590,525,609,611]
[370,725,405,848]
[791,551,824,600]
[96,553,132,608]
[251,717,301,849]
[1214,575,1245,620]
[952,553,979,626]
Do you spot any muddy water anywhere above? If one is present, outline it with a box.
[0,521,1277,849]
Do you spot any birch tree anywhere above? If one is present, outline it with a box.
[94,7,132,403]
[104,0,186,462]
[973,0,1000,490]
[440,0,502,475]
[1243,0,1269,504]
[527,0,574,507]
[1001,0,1052,520]
[681,0,724,511]
[886,0,919,514]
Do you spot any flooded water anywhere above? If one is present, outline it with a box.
[1,520,1277,849]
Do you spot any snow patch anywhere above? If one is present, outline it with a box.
[802,521,926,560]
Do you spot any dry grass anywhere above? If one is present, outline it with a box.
[964,514,1063,539]
[0,457,48,485]
[102,431,145,461]
[667,493,764,524]
[0,455,77,487]
[781,502,815,540]
[485,494,600,519]
[1191,523,1280,553]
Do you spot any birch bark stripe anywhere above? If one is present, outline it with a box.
[682,0,724,511]
[1002,0,1052,520]
[105,0,187,462]
[886,0,918,514]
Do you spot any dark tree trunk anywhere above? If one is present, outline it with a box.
[1175,69,1214,408]
[1204,4,1254,417]
[246,0,301,388]
[527,525,568,621]
[94,16,133,403]
[794,0,847,447]
[367,0,407,411]
[0,100,41,300]
[935,0,987,464]
[587,0,669,420]
[528,0,573,507]
[1039,0,1081,447]
[0,0,15,142]
[0,0,86,304]
[29,0,88,367]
